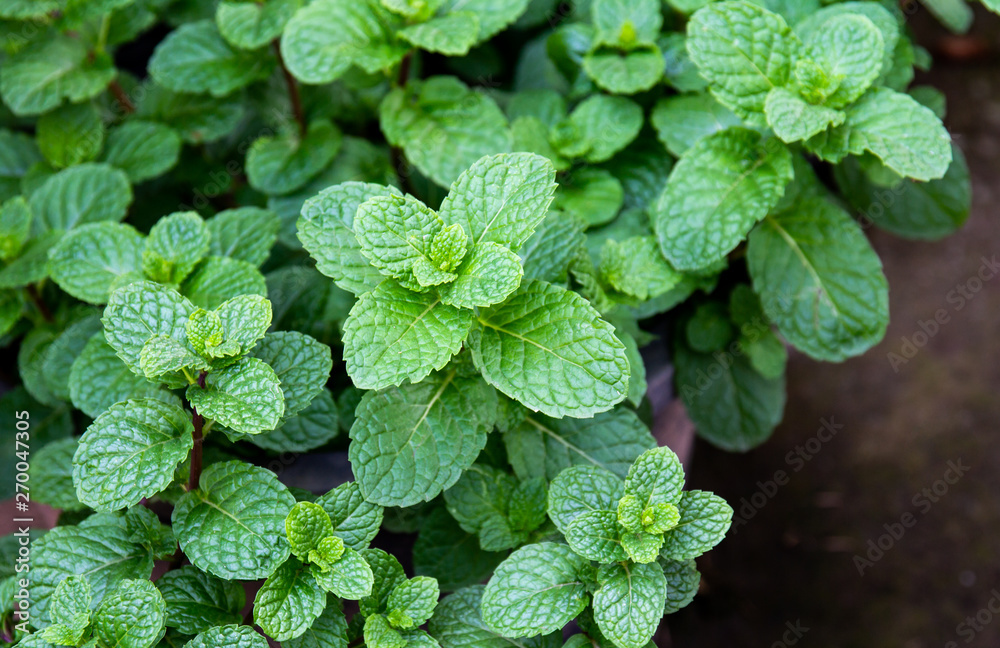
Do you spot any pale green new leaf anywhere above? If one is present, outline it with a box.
[254,559,326,642]
[310,547,374,599]
[439,242,523,309]
[247,121,342,196]
[653,128,793,271]
[173,461,295,580]
[216,293,272,354]
[747,198,888,361]
[143,212,210,284]
[342,280,472,390]
[387,577,439,628]
[354,194,442,280]
[764,87,845,143]
[349,371,497,506]
[469,280,629,418]
[49,574,92,631]
[187,356,285,434]
[481,543,589,637]
[49,223,145,305]
[287,501,335,560]
[659,491,733,560]
[156,566,245,635]
[92,579,166,648]
[624,447,685,509]
[592,562,666,648]
[149,20,274,97]
[806,14,884,108]
[28,163,132,233]
[74,399,194,511]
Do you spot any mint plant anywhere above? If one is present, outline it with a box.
[0,0,980,647]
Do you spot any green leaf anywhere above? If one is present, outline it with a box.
[659,558,700,613]
[804,14,884,108]
[429,585,559,648]
[600,236,683,301]
[764,87,845,143]
[250,331,331,418]
[0,196,32,260]
[686,1,799,125]
[439,242,523,309]
[349,371,497,506]
[49,223,146,305]
[46,574,92,639]
[444,464,514,535]
[400,12,480,56]
[413,509,505,593]
[438,0,530,41]
[342,280,472,391]
[919,0,973,34]
[103,281,195,376]
[519,211,585,283]
[365,614,405,648]
[354,194,442,281]
[297,182,402,295]
[181,257,267,310]
[31,438,84,511]
[659,491,733,560]
[42,314,105,402]
[187,356,285,434]
[674,340,785,451]
[28,163,133,233]
[0,230,60,289]
[286,501,335,560]
[552,168,624,228]
[143,212,210,284]
[556,96,643,164]
[0,36,115,116]
[254,559,326,642]
[19,327,60,405]
[281,0,406,82]
[565,510,628,563]
[807,88,952,181]
[156,566,245,635]
[149,20,274,97]
[834,146,971,240]
[217,0,302,50]
[650,93,743,158]
[387,577,439,629]
[285,596,348,648]
[140,334,206,383]
[70,332,180,418]
[37,102,104,168]
[74,399,195,511]
[653,128,793,271]
[249,389,340,453]
[582,46,665,95]
[0,289,23,336]
[184,625,269,648]
[135,85,245,145]
[747,198,889,360]
[548,464,624,533]
[624,447,684,508]
[506,408,654,481]
[592,0,662,47]
[592,562,666,648]
[215,293,272,354]
[247,121,342,195]
[380,76,512,188]
[173,461,295,580]
[208,207,280,266]
[315,481,384,552]
[102,120,183,183]
[92,579,166,648]
[32,520,154,625]
[469,279,629,418]
[310,547,374,600]
[359,548,407,616]
[481,543,589,637]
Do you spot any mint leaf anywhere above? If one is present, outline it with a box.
[0,231,60,289]
[659,558,700,614]
[764,87,845,143]
[49,574,92,632]
[0,36,114,116]
[42,314,105,402]
[349,371,497,506]
[187,356,285,434]
[548,465,624,533]
[380,77,512,188]
[469,280,628,418]
[280,0,406,84]
[624,447,684,509]
[216,293,272,354]
[49,223,145,305]
[686,1,799,125]
[74,398,194,511]
[506,408,655,481]
[674,340,785,451]
[31,438,84,511]
[592,562,665,648]
[429,585,558,648]
[217,0,302,50]
[437,0,530,41]
[103,281,196,376]
[149,20,273,96]
[91,579,166,648]
[556,96,643,164]
[592,0,662,47]
[0,196,32,260]
[444,465,515,539]
[140,334,207,383]
[37,102,104,169]
[354,194,442,282]
[519,211,585,283]
[387,576,439,629]
[342,280,472,390]
[805,14,884,107]
[143,212,210,284]
[102,120,183,183]
[251,331,331,418]
[249,389,340,453]
[565,510,627,563]
[173,461,295,580]
[310,547,374,600]
[747,198,889,360]
[181,257,267,310]
[552,168,624,228]
[600,236,683,301]
[208,207,280,266]
[135,84,245,145]
[254,559,326,642]
[28,163,132,233]
[481,543,589,637]
[413,509,505,593]
[286,501,335,560]
[659,491,733,560]
[156,566,245,635]
[247,121,342,196]
[364,614,405,648]
[650,93,743,158]
[399,13,480,56]
[359,548,406,616]
[653,128,793,271]
[439,242,523,309]
[185,625,269,648]
[285,595,348,648]
[315,481,384,552]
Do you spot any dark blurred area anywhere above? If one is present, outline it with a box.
[667,5,1000,647]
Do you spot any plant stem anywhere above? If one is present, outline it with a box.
[25,284,53,323]
[187,371,208,492]
[108,79,135,114]
[396,50,413,87]
[272,40,305,135]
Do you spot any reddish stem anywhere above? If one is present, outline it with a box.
[272,40,305,135]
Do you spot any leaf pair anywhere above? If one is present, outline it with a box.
[357,549,441,648]
[40,576,166,648]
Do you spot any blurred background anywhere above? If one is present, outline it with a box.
[667,5,1000,647]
